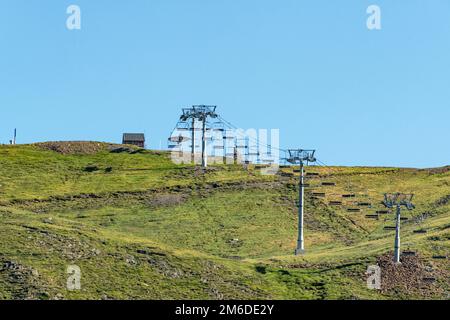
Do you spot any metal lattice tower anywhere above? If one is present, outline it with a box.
[383,193,415,263]
[287,149,317,255]
[169,107,280,167]
[179,105,218,167]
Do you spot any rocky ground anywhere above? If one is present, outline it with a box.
[377,253,448,298]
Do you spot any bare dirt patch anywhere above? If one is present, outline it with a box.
[33,141,145,155]
[377,252,447,298]
[147,194,186,208]
[422,166,450,175]
[35,141,111,155]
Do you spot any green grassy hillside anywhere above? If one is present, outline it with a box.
[0,142,448,300]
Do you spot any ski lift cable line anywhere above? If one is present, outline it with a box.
[316,159,328,167]
[217,115,288,153]
[218,116,278,152]
[218,115,338,170]
[168,122,181,138]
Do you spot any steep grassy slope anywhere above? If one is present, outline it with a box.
[0,143,448,299]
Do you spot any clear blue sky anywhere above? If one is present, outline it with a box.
[0,0,449,167]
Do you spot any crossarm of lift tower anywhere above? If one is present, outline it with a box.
[286,149,317,164]
[180,105,218,121]
[383,193,415,210]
